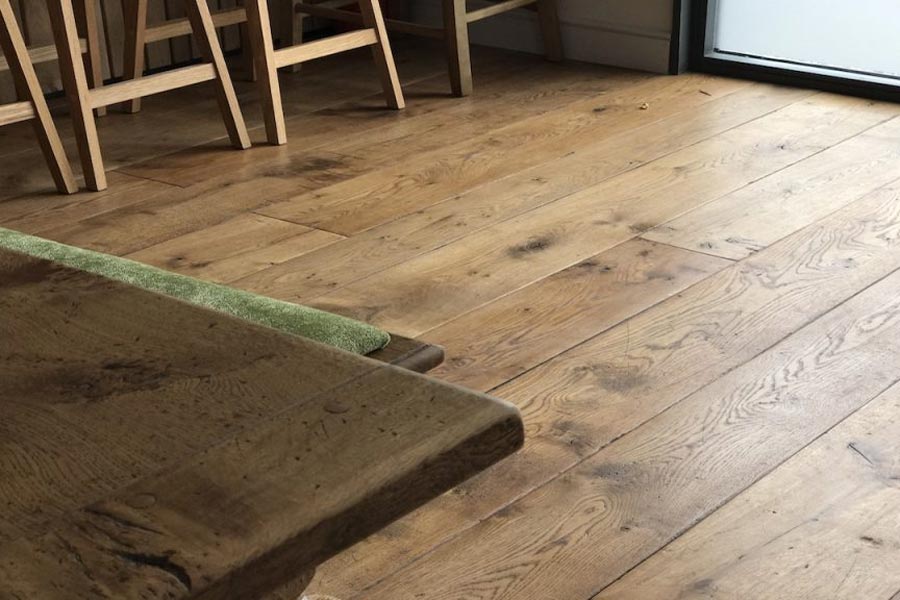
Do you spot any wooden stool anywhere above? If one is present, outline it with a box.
[47,0,250,192]
[0,1,106,115]
[244,0,403,146]
[0,0,77,194]
[292,0,563,96]
[119,1,254,114]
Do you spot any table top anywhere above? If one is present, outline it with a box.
[0,247,523,599]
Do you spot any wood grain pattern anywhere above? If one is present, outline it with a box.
[125,212,343,283]
[0,171,175,231]
[308,180,900,599]
[308,95,896,336]
[125,54,641,188]
[3,46,900,599]
[643,114,900,259]
[239,82,809,304]
[0,248,523,599]
[597,380,900,600]
[426,239,731,392]
[356,194,900,600]
[258,74,752,235]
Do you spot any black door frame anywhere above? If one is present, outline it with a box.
[673,0,900,103]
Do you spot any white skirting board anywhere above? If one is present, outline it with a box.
[410,0,674,74]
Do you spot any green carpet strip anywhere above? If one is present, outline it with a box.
[0,227,389,355]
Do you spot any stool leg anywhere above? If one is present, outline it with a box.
[535,0,562,62]
[74,0,106,116]
[443,0,471,97]
[245,0,285,145]
[0,0,77,194]
[121,0,147,113]
[185,0,251,150]
[359,0,404,109]
[47,0,107,191]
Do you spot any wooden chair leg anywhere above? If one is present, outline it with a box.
[47,0,107,191]
[443,0,471,97]
[74,0,106,116]
[0,0,77,194]
[245,0,285,145]
[121,0,147,113]
[358,0,404,109]
[278,0,302,74]
[535,0,562,62]
[184,0,251,150]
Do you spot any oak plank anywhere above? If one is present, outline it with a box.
[15,68,638,254]
[260,74,753,235]
[597,381,900,600]
[26,150,362,255]
[427,239,731,392]
[125,213,343,283]
[237,82,811,304]
[309,181,900,598]
[352,198,900,600]
[121,55,646,188]
[644,114,900,259]
[307,95,897,336]
[0,171,176,234]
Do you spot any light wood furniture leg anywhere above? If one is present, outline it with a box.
[245,0,404,145]
[0,0,77,194]
[48,0,250,192]
[73,0,106,116]
[185,0,251,149]
[293,0,562,95]
[443,0,471,97]
[245,0,285,144]
[535,0,562,61]
[359,0,404,109]
[47,0,106,191]
[121,0,147,113]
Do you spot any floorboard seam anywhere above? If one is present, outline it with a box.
[350,258,900,598]
[298,88,824,313]
[585,372,900,600]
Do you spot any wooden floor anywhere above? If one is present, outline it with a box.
[4,40,900,599]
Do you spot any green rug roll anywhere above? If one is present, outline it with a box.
[0,227,390,355]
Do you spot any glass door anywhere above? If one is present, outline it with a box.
[691,0,900,100]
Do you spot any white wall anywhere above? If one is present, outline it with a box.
[411,0,675,74]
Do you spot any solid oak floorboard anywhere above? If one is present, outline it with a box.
[426,239,732,392]
[597,380,900,600]
[0,171,172,229]
[644,114,900,259]
[125,213,343,283]
[120,51,621,188]
[25,150,363,255]
[260,75,752,235]
[239,83,812,305]
[307,95,895,336]
[354,205,900,600]
[308,182,900,598]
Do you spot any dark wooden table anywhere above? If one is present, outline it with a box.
[0,248,523,599]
